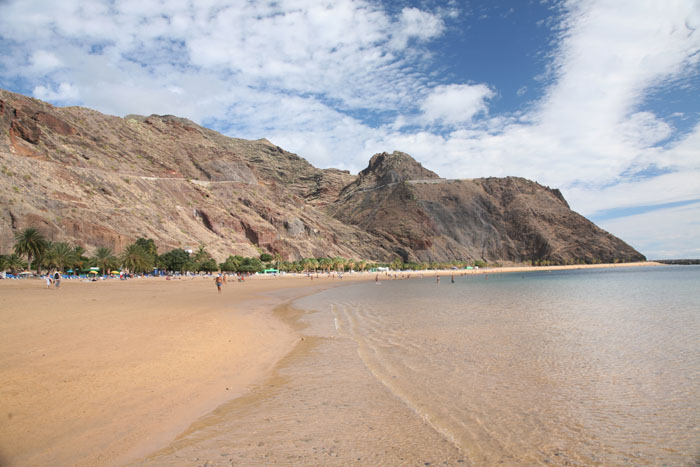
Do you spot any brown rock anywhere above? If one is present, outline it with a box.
[0,88,645,265]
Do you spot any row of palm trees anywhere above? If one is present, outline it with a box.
[3,228,223,275]
[3,227,122,275]
[4,227,494,276]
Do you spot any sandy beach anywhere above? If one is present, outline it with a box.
[0,262,660,466]
[0,274,366,466]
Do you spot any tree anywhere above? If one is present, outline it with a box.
[47,242,77,272]
[134,238,158,257]
[72,245,89,272]
[2,253,26,273]
[120,244,154,274]
[238,257,264,273]
[332,257,346,273]
[390,258,403,271]
[198,258,219,273]
[273,252,282,270]
[219,255,242,272]
[158,248,190,273]
[192,246,215,272]
[318,257,332,273]
[93,247,118,276]
[193,245,210,263]
[13,227,47,273]
[259,253,273,262]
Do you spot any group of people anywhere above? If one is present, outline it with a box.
[45,271,61,289]
[214,272,247,292]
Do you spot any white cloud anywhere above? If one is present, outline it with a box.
[566,170,700,216]
[419,84,494,126]
[33,82,79,102]
[1,0,700,258]
[389,7,445,49]
[597,202,700,259]
[618,112,673,148]
[29,50,63,73]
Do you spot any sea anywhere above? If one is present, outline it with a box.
[141,265,700,466]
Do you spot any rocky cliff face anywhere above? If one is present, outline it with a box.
[0,89,645,264]
[326,153,644,264]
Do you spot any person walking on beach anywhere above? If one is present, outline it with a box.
[54,271,61,288]
[45,274,53,289]
[215,274,223,293]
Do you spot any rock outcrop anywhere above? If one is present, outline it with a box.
[0,88,645,264]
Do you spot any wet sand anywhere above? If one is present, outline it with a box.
[0,262,659,466]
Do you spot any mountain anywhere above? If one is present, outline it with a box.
[0,89,645,264]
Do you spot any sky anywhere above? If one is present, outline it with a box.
[1,0,699,259]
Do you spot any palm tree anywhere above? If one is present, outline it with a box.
[300,258,313,275]
[3,253,26,273]
[13,227,47,273]
[333,256,346,273]
[72,245,88,272]
[318,257,332,273]
[93,247,118,275]
[273,252,282,270]
[120,244,153,274]
[48,242,77,272]
[193,245,210,263]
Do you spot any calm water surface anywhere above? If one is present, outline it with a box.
[142,266,699,466]
[297,266,700,465]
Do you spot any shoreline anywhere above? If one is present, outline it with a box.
[0,261,660,465]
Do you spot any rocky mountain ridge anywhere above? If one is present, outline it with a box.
[0,88,645,264]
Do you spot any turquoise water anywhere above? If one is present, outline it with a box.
[295,266,700,465]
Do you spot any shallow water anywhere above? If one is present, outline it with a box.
[140,266,700,466]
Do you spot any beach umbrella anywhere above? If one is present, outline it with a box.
[66,269,73,273]
[19,271,32,275]
[89,270,98,274]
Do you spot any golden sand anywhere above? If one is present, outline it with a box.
[0,263,659,466]
[0,274,360,466]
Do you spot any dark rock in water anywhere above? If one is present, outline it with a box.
[0,88,645,265]
[655,259,700,265]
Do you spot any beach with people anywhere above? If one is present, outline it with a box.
[0,271,392,466]
[4,261,698,466]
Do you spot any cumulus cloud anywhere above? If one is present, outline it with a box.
[389,7,445,49]
[29,50,63,73]
[419,84,494,126]
[33,82,79,102]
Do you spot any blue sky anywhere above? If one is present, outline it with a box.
[1,0,699,259]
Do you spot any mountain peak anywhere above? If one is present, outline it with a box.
[358,151,440,187]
